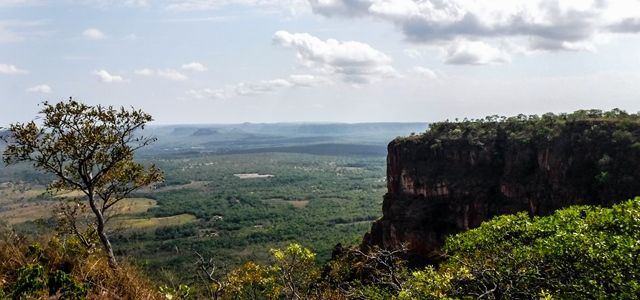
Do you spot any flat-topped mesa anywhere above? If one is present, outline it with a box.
[362,110,640,264]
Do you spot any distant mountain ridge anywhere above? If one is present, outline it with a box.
[142,122,428,156]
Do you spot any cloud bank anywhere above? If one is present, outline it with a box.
[273,30,397,83]
[308,0,640,63]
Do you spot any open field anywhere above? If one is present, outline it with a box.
[0,181,160,226]
[112,214,196,229]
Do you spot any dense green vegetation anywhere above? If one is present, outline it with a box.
[412,108,640,144]
[111,152,386,282]
[194,197,640,299]
[397,196,640,299]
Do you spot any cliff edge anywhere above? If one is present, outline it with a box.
[362,110,640,264]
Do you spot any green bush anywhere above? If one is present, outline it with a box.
[10,264,47,299]
[400,197,640,299]
[49,270,88,299]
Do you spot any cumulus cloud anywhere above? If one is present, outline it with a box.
[187,74,329,100]
[186,88,226,100]
[308,0,640,62]
[135,68,188,80]
[0,63,28,74]
[308,0,371,17]
[181,62,208,72]
[82,28,106,40]
[409,66,437,79]
[273,30,397,84]
[609,18,640,33]
[134,68,154,76]
[93,69,125,83]
[26,84,52,93]
[157,69,188,81]
[445,40,510,65]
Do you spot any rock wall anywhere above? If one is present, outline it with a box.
[362,117,640,264]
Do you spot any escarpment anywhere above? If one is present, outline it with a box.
[362,111,640,264]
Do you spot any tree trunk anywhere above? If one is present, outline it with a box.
[88,194,118,269]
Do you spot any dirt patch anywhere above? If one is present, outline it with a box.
[287,200,309,208]
[0,183,158,225]
[262,198,309,209]
[0,201,59,225]
[110,198,158,215]
[111,214,196,229]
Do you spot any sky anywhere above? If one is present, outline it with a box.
[2,0,640,125]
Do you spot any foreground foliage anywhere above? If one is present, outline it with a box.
[0,228,162,299]
[209,197,640,299]
[399,197,640,299]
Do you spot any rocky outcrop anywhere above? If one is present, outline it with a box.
[363,112,640,264]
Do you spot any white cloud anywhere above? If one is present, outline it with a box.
[93,69,125,83]
[409,66,437,79]
[288,74,330,87]
[273,30,397,84]
[186,88,227,100]
[308,0,640,63]
[135,68,188,80]
[308,0,371,17]
[0,63,28,74]
[82,28,106,40]
[234,79,293,96]
[445,40,510,65]
[181,62,208,72]
[26,84,52,93]
[157,69,188,81]
[186,74,329,100]
[134,68,154,76]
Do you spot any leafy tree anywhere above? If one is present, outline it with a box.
[270,243,320,299]
[223,261,274,300]
[2,100,163,269]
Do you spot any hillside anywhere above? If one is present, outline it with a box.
[363,109,640,263]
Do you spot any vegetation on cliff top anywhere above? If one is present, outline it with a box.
[401,108,640,144]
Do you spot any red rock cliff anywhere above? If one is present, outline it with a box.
[362,112,640,264]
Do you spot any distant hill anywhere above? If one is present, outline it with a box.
[0,129,11,146]
[141,122,428,157]
[191,128,218,136]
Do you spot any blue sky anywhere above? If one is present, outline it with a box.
[2,0,640,125]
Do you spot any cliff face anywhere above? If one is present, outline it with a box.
[363,114,640,263]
